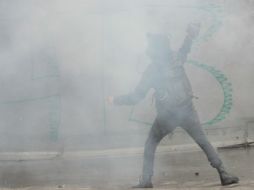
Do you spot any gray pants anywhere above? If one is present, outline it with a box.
[142,102,222,177]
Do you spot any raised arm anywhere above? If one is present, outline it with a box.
[177,23,200,64]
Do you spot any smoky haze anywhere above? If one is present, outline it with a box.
[0,0,253,160]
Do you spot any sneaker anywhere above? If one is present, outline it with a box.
[220,171,239,186]
[132,182,153,188]
[217,166,239,186]
[132,176,153,188]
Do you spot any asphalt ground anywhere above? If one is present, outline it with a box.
[0,146,253,189]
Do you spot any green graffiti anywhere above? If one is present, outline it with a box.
[129,61,233,127]
[200,4,224,43]
[32,47,61,142]
[190,2,224,45]
[48,95,61,141]
[128,2,229,127]
[1,46,61,142]
[187,60,233,126]
[31,46,61,141]
[180,2,224,46]
[0,94,61,142]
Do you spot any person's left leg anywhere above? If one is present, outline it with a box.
[133,115,176,188]
[181,106,239,186]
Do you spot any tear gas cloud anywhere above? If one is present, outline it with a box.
[0,0,253,185]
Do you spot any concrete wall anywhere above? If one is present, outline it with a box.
[0,0,254,152]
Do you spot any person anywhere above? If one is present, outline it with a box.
[107,23,239,188]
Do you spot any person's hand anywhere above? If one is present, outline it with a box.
[106,96,114,105]
[187,23,201,39]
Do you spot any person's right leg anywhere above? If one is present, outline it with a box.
[181,106,239,186]
[133,116,176,188]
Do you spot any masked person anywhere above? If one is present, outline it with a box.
[107,23,239,188]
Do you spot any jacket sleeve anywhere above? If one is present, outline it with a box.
[177,34,194,65]
[114,65,153,105]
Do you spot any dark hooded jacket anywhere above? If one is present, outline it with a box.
[114,34,194,113]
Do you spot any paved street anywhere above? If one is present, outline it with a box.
[0,146,253,189]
